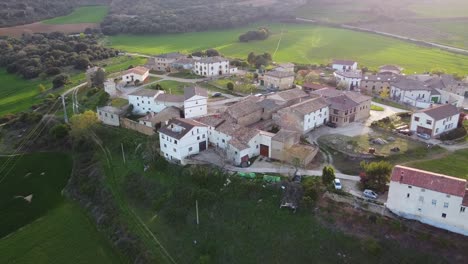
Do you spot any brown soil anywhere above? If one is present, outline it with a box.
[0,22,99,37]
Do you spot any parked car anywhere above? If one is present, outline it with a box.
[326,122,337,128]
[212,92,222,97]
[397,129,413,136]
[417,133,431,140]
[333,179,342,190]
[363,189,378,199]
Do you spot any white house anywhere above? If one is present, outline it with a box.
[332,59,358,71]
[158,118,208,164]
[333,70,362,91]
[154,93,184,113]
[97,106,125,126]
[386,166,468,236]
[104,79,117,97]
[122,66,149,84]
[128,89,161,115]
[193,56,234,77]
[273,97,330,134]
[410,104,460,137]
[391,78,435,108]
[184,86,208,119]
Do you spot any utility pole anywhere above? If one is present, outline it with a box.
[121,143,126,164]
[61,95,68,124]
[195,200,199,226]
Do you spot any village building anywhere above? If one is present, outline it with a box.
[360,74,397,96]
[273,97,329,134]
[128,89,184,115]
[386,166,468,236]
[302,83,332,92]
[158,118,208,164]
[147,52,186,72]
[270,129,319,167]
[97,106,126,127]
[263,70,295,90]
[138,106,181,129]
[274,62,295,73]
[425,74,468,98]
[378,65,403,75]
[410,104,460,138]
[184,86,208,119]
[226,96,263,126]
[333,70,362,91]
[390,78,436,108]
[193,56,236,77]
[122,66,149,84]
[171,57,195,71]
[104,79,118,97]
[312,88,371,127]
[332,59,358,71]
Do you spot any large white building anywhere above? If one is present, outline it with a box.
[128,89,184,115]
[122,66,149,84]
[410,104,460,138]
[390,78,436,108]
[158,118,208,164]
[332,59,358,71]
[193,56,236,77]
[97,106,125,126]
[386,166,468,236]
[333,70,362,91]
[184,86,208,119]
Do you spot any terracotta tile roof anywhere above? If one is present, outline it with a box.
[184,86,208,100]
[416,104,459,121]
[195,115,226,128]
[124,66,149,76]
[332,59,356,66]
[379,65,402,71]
[139,106,180,124]
[268,88,309,102]
[98,106,125,115]
[302,83,332,90]
[362,74,396,82]
[227,96,262,119]
[129,89,160,97]
[196,56,229,64]
[335,70,362,78]
[343,91,371,104]
[311,88,343,98]
[272,129,300,143]
[284,97,329,117]
[327,95,359,111]
[392,77,432,91]
[228,138,250,151]
[391,166,467,197]
[158,118,206,140]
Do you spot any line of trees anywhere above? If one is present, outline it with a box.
[239,27,270,42]
[0,32,118,81]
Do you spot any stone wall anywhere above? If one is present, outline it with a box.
[120,118,155,136]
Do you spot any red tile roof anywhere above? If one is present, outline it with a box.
[124,66,149,76]
[391,166,467,197]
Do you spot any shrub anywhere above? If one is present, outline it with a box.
[226,82,234,90]
[439,127,467,141]
[52,74,69,89]
[49,124,69,139]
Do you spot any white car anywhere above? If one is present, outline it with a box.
[363,189,378,199]
[417,133,431,140]
[333,179,342,190]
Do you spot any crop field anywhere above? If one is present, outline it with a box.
[107,23,468,74]
[406,148,468,179]
[42,6,109,25]
[0,202,121,264]
[0,152,72,237]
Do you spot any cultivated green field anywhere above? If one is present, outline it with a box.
[107,23,468,74]
[406,149,468,179]
[42,6,109,25]
[0,202,121,264]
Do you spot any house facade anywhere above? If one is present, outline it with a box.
[147,52,186,72]
[410,104,460,137]
[158,118,208,164]
[138,106,180,129]
[332,59,358,71]
[263,70,295,90]
[390,78,435,108]
[122,66,149,84]
[333,70,362,91]
[184,86,208,119]
[193,56,234,77]
[360,74,396,96]
[386,166,468,236]
[128,89,161,115]
[97,106,125,126]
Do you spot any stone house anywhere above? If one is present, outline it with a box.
[226,96,263,126]
[263,70,295,90]
[147,52,186,72]
[97,106,126,127]
[360,74,397,97]
[333,70,362,91]
[138,106,181,129]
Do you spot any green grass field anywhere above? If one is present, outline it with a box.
[408,0,468,18]
[0,202,121,264]
[107,23,468,74]
[0,153,72,237]
[406,149,468,179]
[42,6,109,25]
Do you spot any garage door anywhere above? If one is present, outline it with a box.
[199,141,207,151]
[416,126,432,135]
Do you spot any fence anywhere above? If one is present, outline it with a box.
[120,118,155,136]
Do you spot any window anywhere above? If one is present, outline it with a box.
[414,117,420,121]
[444,202,449,208]
[202,134,205,139]
[173,148,176,152]
[460,207,466,213]
[256,145,259,149]
[441,213,447,218]
[222,139,225,143]
[162,135,165,139]
[432,199,437,206]
[164,144,167,148]
[189,147,193,152]
[446,194,451,198]
[421,188,425,192]
[111,114,114,119]
[408,186,412,189]
[174,140,178,145]
[406,193,410,198]
[426,120,432,125]
[197,136,200,140]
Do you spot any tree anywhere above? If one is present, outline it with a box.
[52,74,69,89]
[74,55,90,70]
[322,165,335,185]
[359,161,392,193]
[69,110,98,138]
[206,49,220,57]
[50,124,69,139]
[247,52,256,65]
[91,68,106,88]
[226,82,234,90]
[38,84,46,93]
[430,67,446,76]
[380,87,390,98]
